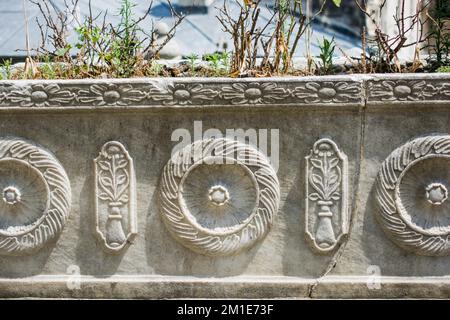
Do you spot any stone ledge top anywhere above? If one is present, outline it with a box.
[0,73,447,110]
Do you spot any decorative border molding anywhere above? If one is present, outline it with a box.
[367,75,450,104]
[0,76,364,109]
[159,138,280,256]
[94,141,137,253]
[0,75,449,109]
[305,138,349,253]
[0,137,71,256]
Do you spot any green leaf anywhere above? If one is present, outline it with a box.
[332,0,341,7]
[56,47,69,57]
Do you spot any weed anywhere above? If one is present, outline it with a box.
[186,53,199,73]
[426,0,450,70]
[26,0,184,79]
[437,65,450,72]
[317,37,335,74]
[0,59,12,80]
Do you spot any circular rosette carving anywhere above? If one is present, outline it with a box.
[375,135,450,256]
[0,137,71,255]
[159,138,280,256]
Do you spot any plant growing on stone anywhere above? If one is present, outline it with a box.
[201,52,228,76]
[26,0,184,79]
[73,5,110,74]
[30,0,79,63]
[204,53,221,69]
[0,59,12,80]
[355,0,431,72]
[317,37,335,74]
[186,53,199,74]
[217,0,332,75]
[220,51,230,71]
[217,0,275,75]
[264,0,329,74]
[142,0,185,61]
[426,0,450,70]
[437,65,450,72]
[107,0,143,77]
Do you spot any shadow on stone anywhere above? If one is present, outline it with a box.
[75,162,126,277]
[362,179,450,277]
[145,181,260,277]
[281,150,333,278]
[0,240,56,278]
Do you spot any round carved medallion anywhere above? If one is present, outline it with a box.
[0,137,71,255]
[159,138,280,256]
[376,135,450,256]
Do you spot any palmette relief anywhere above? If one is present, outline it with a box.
[376,135,450,256]
[305,138,349,253]
[0,137,71,255]
[159,138,280,256]
[94,141,137,253]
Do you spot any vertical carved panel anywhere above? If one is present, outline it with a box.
[94,141,137,253]
[305,138,349,254]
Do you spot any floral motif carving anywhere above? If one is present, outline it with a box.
[94,141,137,252]
[376,135,450,256]
[149,83,218,105]
[6,84,75,107]
[293,81,360,103]
[305,138,349,253]
[0,137,71,255]
[78,84,146,106]
[221,82,290,104]
[441,83,450,97]
[369,80,427,101]
[0,77,448,109]
[368,79,450,102]
[159,138,280,256]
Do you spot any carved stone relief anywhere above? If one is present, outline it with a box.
[159,138,280,256]
[0,137,71,255]
[94,141,137,253]
[305,138,349,253]
[0,78,364,108]
[376,135,450,256]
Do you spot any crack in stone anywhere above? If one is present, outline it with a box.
[308,84,367,299]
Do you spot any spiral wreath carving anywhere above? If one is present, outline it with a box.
[0,137,71,255]
[159,138,280,256]
[376,134,450,256]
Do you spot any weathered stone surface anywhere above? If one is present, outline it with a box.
[0,74,448,298]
